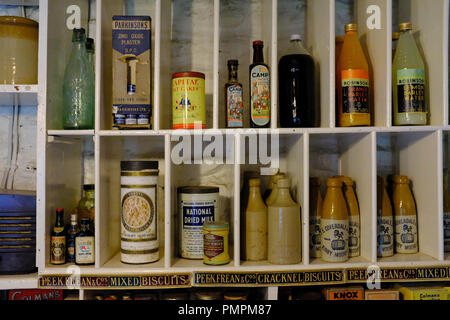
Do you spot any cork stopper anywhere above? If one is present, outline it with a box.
[399,22,412,31]
[393,175,410,184]
[326,177,342,187]
[277,178,290,189]
[345,23,358,32]
[249,178,261,187]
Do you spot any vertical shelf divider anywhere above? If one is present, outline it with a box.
[234,133,241,266]
[164,134,172,268]
[302,133,310,265]
[269,0,278,129]
[213,0,220,129]
[94,134,101,268]
[437,129,445,261]
[153,0,161,131]
[370,131,377,263]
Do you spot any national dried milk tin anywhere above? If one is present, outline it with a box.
[178,186,219,259]
[172,72,205,129]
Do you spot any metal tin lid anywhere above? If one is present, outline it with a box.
[203,221,229,229]
[345,23,358,32]
[178,186,219,194]
[224,290,248,300]
[121,160,159,171]
[194,290,223,300]
[399,22,413,31]
[172,71,205,79]
[0,16,38,27]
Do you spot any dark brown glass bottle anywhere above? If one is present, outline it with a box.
[249,40,270,128]
[225,60,243,128]
[50,208,66,265]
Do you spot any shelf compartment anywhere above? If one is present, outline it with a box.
[169,130,235,267]
[42,134,95,270]
[98,135,166,269]
[45,0,91,130]
[238,132,307,267]
[376,130,443,262]
[309,132,376,264]
[392,0,449,126]
[0,85,38,106]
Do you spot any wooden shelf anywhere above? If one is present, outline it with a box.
[0,273,38,290]
[0,85,38,106]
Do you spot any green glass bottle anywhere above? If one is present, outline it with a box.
[392,22,427,126]
[86,37,95,73]
[62,28,95,129]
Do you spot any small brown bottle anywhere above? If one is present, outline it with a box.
[393,175,418,254]
[245,178,268,261]
[225,60,243,128]
[377,176,394,257]
[309,177,322,258]
[268,179,301,264]
[321,178,349,262]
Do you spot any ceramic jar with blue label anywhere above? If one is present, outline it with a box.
[178,186,219,259]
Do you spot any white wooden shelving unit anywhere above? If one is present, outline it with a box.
[1,0,449,298]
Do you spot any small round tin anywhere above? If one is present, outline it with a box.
[172,71,206,129]
[203,221,230,265]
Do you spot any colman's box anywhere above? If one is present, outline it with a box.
[112,16,152,130]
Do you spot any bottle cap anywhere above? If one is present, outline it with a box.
[392,32,401,41]
[253,40,264,46]
[227,59,239,66]
[121,160,159,171]
[345,24,358,32]
[277,178,290,188]
[70,214,78,222]
[56,208,64,213]
[83,184,95,191]
[72,28,86,42]
[310,177,321,186]
[326,177,342,187]
[249,178,261,187]
[393,175,410,184]
[399,22,412,31]
[290,34,302,41]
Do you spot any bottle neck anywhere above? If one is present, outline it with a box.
[71,40,87,57]
[228,65,238,82]
[288,39,309,55]
[80,224,89,233]
[55,212,64,227]
[253,45,264,64]
[85,190,95,199]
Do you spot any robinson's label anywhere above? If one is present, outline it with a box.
[444,212,450,251]
[179,193,218,259]
[172,76,206,129]
[341,69,369,114]
[397,68,426,113]
[121,187,158,263]
[348,216,360,257]
[226,85,243,127]
[395,215,418,253]
[377,216,394,257]
[250,65,270,126]
[50,236,65,264]
[75,236,95,264]
[309,216,321,258]
[321,219,348,262]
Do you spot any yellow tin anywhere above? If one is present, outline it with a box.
[203,221,230,265]
[172,71,205,129]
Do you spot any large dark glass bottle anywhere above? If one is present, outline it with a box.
[278,34,316,127]
[249,40,271,128]
[50,209,66,265]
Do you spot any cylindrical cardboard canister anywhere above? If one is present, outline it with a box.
[172,71,206,129]
[120,161,159,264]
[178,186,219,259]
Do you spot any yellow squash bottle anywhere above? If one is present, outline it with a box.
[268,179,301,265]
[309,177,323,258]
[337,24,371,127]
[377,176,394,257]
[393,175,418,254]
[245,178,268,261]
[321,178,349,262]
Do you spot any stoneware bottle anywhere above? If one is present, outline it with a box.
[309,177,323,258]
[321,177,349,262]
[340,176,360,257]
[245,178,268,261]
[393,175,418,254]
[265,173,286,206]
[377,176,394,257]
[268,179,301,265]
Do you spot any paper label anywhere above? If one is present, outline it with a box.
[377,216,394,257]
[226,85,243,127]
[395,215,418,253]
[397,68,426,113]
[321,218,348,262]
[309,216,321,258]
[341,69,370,114]
[348,216,360,256]
[250,65,270,126]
